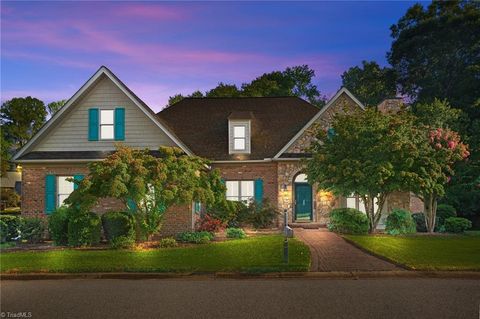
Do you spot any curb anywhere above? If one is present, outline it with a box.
[2,271,480,281]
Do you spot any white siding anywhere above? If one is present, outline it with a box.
[33,75,177,152]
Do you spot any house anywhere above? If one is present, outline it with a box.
[12,66,422,235]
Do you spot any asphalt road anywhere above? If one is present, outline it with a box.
[1,278,480,319]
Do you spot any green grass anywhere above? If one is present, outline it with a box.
[0,242,16,249]
[0,235,310,273]
[344,234,480,271]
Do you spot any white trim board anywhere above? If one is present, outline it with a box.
[273,87,365,159]
[12,66,192,161]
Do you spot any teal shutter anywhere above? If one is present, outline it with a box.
[327,128,335,140]
[194,201,201,214]
[88,108,99,141]
[114,108,125,141]
[45,175,56,214]
[127,198,137,212]
[254,178,263,204]
[73,174,84,190]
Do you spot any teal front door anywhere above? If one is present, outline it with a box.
[294,183,312,220]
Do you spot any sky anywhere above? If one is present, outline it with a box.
[1,1,420,111]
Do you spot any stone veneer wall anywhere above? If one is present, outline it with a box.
[277,161,340,225]
[21,164,193,236]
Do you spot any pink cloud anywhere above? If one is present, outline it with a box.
[112,3,186,21]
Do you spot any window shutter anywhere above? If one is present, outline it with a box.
[114,108,125,141]
[73,174,84,190]
[194,201,201,214]
[88,108,99,141]
[127,198,137,212]
[327,128,335,140]
[254,178,263,204]
[45,175,56,214]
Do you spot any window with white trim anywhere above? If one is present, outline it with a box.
[57,176,74,207]
[100,109,114,140]
[346,194,378,213]
[233,125,246,151]
[229,120,250,154]
[226,180,254,202]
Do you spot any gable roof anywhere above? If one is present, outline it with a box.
[273,87,365,159]
[157,97,320,161]
[13,66,192,161]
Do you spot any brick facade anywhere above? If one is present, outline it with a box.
[21,164,193,236]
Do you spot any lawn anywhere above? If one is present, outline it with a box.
[344,234,480,271]
[0,235,310,273]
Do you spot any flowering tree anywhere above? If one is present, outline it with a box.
[307,108,419,233]
[66,144,226,240]
[410,127,469,232]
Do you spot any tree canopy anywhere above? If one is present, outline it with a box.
[0,97,47,149]
[166,65,326,108]
[47,100,67,116]
[341,61,397,107]
[66,145,226,239]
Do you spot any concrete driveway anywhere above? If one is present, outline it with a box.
[2,278,479,319]
[294,228,400,271]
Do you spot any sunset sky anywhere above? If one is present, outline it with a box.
[1,1,419,111]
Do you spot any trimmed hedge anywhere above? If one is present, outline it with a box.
[444,217,472,233]
[226,227,246,239]
[101,211,135,242]
[385,209,416,235]
[0,215,22,242]
[67,212,102,247]
[48,206,71,245]
[158,237,178,248]
[20,217,45,243]
[328,208,369,234]
[177,231,214,244]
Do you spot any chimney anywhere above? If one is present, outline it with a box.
[377,97,404,114]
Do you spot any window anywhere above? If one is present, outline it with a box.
[233,125,246,150]
[346,194,379,213]
[100,109,114,139]
[226,180,254,202]
[57,176,74,207]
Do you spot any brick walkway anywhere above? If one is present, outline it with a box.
[294,228,401,272]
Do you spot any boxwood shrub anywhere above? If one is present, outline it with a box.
[48,206,71,245]
[0,215,23,242]
[177,231,214,244]
[444,217,472,233]
[67,212,102,247]
[226,227,246,239]
[328,208,369,234]
[101,211,135,242]
[411,212,427,232]
[436,204,457,226]
[20,217,46,243]
[385,209,416,235]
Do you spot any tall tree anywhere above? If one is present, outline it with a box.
[206,83,241,97]
[47,100,67,116]
[388,1,480,115]
[341,61,397,107]
[0,97,47,149]
[0,131,12,176]
[307,108,419,232]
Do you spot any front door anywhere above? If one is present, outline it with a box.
[294,183,312,221]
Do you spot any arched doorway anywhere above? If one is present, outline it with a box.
[293,173,313,221]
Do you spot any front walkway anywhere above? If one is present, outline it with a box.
[294,228,400,272]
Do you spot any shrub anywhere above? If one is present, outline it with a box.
[411,213,427,232]
[101,211,135,244]
[20,217,46,243]
[1,188,20,208]
[0,215,23,241]
[207,200,243,224]
[0,219,7,242]
[436,204,457,226]
[48,206,72,245]
[67,212,102,247]
[110,235,135,249]
[385,209,416,235]
[196,214,225,233]
[328,208,369,234]
[444,217,472,233]
[244,199,279,229]
[158,237,178,248]
[226,227,246,239]
[177,231,214,244]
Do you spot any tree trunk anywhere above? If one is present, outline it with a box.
[362,194,387,234]
[423,193,437,233]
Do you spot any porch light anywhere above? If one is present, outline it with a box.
[281,183,288,192]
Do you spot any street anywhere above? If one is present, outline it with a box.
[1,278,479,319]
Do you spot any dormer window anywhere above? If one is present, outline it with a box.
[100,110,114,140]
[229,119,251,154]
